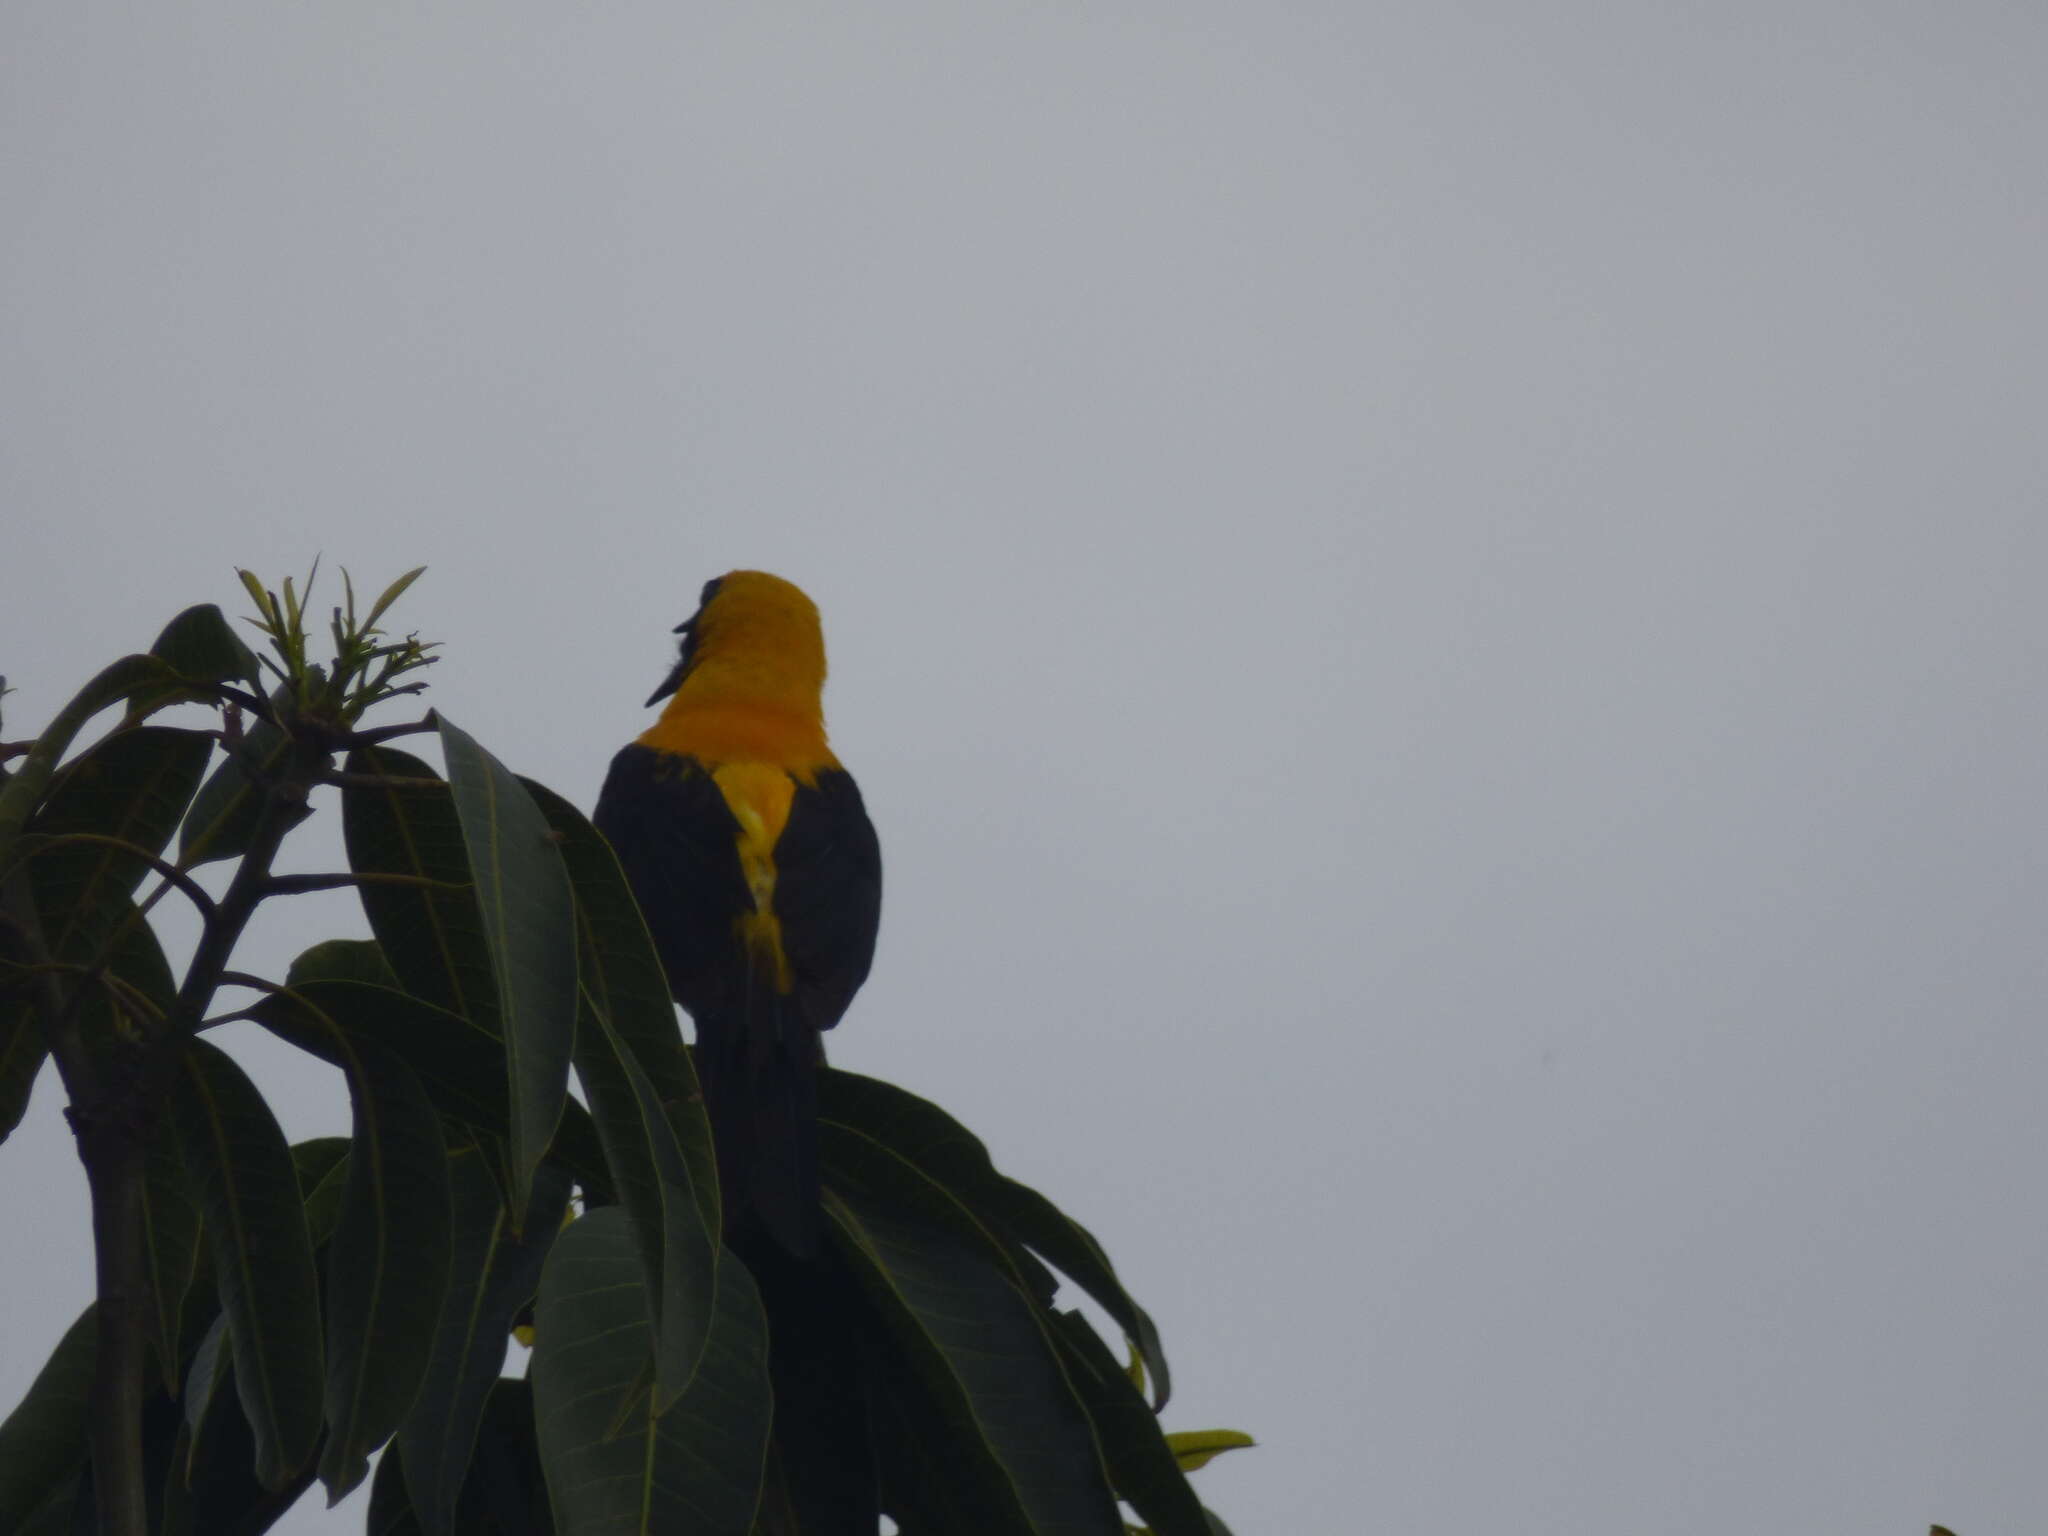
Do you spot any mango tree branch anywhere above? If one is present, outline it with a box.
[257,870,467,897]
[0,867,148,1536]
[10,831,222,925]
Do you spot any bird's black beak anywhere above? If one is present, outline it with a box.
[644,614,701,707]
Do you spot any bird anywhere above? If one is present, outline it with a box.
[593,570,882,1259]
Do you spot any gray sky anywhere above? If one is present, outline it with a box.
[6,4,2048,1531]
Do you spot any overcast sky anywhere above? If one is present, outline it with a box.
[6,5,2048,1533]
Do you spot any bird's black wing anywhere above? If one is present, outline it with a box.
[774,767,883,1035]
[591,742,752,1021]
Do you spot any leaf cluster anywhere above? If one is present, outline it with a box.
[0,574,1249,1535]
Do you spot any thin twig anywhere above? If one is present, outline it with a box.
[195,1009,262,1030]
[209,684,276,721]
[259,870,467,896]
[156,781,308,1050]
[340,714,439,747]
[10,832,220,923]
[216,969,285,995]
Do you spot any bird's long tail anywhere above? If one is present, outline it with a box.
[736,1228,877,1532]
[695,994,822,1257]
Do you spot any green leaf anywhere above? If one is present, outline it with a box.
[0,891,174,1149]
[179,1310,234,1490]
[520,779,718,1413]
[520,778,713,1221]
[582,1003,717,1415]
[287,938,401,990]
[163,1348,320,1536]
[381,1378,554,1536]
[436,717,575,1230]
[0,1305,95,1530]
[369,1447,425,1536]
[1048,1313,1211,1536]
[0,995,46,1146]
[149,603,264,693]
[531,1209,772,1536]
[293,1134,355,1245]
[251,976,611,1199]
[450,1378,554,1535]
[178,686,306,868]
[259,980,506,1135]
[397,1148,569,1536]
[13,1478,77,1536]
[17,725,213,962]
[142,1109,203,1397]
[0,652,180,855]
[1162,1430,1255,1474]
[868,1367,1000,1536]
[341,746,497,1025]
[317,1038,455,1503]
[829,1178,1124,1536]
[56,908,201,1399]
[362,567,429,633]
[175,1040,325,1490]
[820,1069,1171,1406]
[181,1313,231,1460]
[292,1134,353,1189]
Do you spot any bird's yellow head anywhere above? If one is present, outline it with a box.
[638,571,838,769]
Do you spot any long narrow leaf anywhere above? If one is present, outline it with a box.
[397,1149,570,1536]
[340,746,498,1027]
[19,725,212,959]
[0,1305,95,1529]
[829,1181,1124,1536]
[0,1008,43,1146]
[437,717,575,1228]
[521,778,714,1220]
[141,1111,202,1397]
[14,1478,77,1536]
[293,1135,355,1244]
[83,912,205,1400]
[317,1038,455,1503]
[369,1446,425,1536]
[380,1378,554,1536]
[251,977,610,1199]
[0,652,176,854]
[522,777,719,1411]
[162,1352,319,1536]
[180,1314,232,1476]
[613,1018,715,1415]
[1047,1312,1211,1536]
[820,1069,1171,1405]
[175,1040,324,1489]
[531,1209,772,1536]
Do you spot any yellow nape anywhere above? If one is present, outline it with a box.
[637,570,840,771]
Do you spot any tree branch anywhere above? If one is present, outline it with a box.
[0,870,148,1536]
[339,713,438,747]
[258,870,467,896]
[11,831,220,924]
